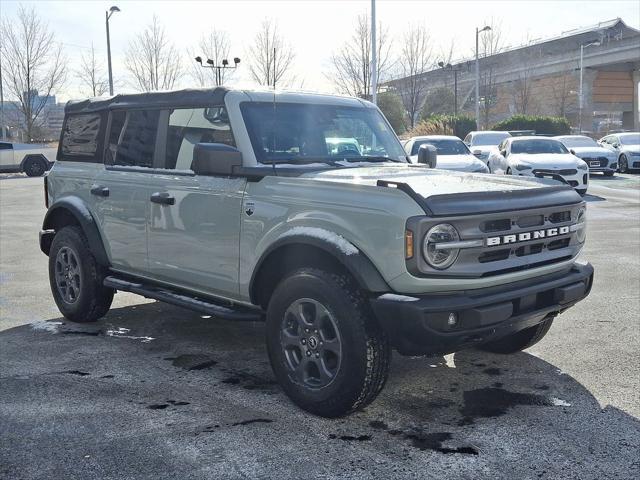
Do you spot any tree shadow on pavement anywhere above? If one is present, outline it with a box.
[1,301,638,480]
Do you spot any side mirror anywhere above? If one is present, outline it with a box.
[612,143,620,149]
[569,149,576,155]
[417,144,437,168]
[500,150,507,157]
[191,143,242,176]
[472,149,483,158]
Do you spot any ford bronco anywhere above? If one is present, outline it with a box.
[40,88,593,417]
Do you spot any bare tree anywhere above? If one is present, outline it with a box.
[247,19,295,87]
[329,14,394,98]
[479,19,504,127]
[77,44,109,97]
[125,16,182,92]
[551,73,576,118]
[0,6,66,141]
[512,66,535,115]
[190,29,233,87]
[397,26,432,129]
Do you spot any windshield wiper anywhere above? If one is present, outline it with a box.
[260,157,339,166]
[337,156,402,163]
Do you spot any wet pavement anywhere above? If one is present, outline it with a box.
[1,174,639,479]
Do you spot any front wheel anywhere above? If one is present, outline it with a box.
[49,226,114,322]
[479,317,554,354]
[618,155,628,173]
[266,268,391,417]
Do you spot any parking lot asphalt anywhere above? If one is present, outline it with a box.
[1,173,639,480]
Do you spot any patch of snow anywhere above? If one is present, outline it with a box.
[31,320,63,333]
[443,353,456,369]
[105,327,154,343]
[551,397,572,407]
[378,293,420,302]
[279,226,358,256]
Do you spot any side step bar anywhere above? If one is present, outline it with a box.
[104,276,262,321]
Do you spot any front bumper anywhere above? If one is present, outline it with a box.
[370,262,594,356]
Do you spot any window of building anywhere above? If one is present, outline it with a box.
[164,106,235,170]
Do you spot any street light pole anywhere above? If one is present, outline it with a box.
[475,25,491,129]
[371,0,377,104]
[106,6,120,96]
[578,40,601,134]
[194,57,241,87]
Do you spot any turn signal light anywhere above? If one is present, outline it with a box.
[405,230,414,259]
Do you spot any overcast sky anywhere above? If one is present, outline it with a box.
[1,0,639,101]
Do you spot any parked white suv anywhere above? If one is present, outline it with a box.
[488,136,589,194]
[404,135,489,173]
[463,130,512,165]
[0,141,57,176]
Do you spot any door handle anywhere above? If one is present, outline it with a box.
[150,192,175,205]
[90,185,109,197]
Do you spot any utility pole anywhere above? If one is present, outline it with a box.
[579,40,601,133]
[370,0,377,104]
[0,50,5,140]
[106,6,120,96]
[475,25,491,128]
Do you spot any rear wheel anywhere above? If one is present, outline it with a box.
[23,156,46,177]
[604,170,614,177]
[618,155,628,173]
[479,316,554,354]
[266,268,391,417]
[49,226,113,322]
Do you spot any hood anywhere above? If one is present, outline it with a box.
[570,146,615,158]
[509,153,585,169]
[409,154,488,172]
[305,164,552,196]
[304,164,581,215]
[621,144,640,154]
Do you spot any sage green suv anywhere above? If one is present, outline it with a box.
[40,88,593,417]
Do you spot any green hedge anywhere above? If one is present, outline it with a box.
[408,114,477,140]
[492,115,571,135]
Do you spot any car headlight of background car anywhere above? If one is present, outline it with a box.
[423,223,460,269]
[514,163,532,171]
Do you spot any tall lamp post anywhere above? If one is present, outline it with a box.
[438,62,462,115]
[475,25,491,128]
[106,6,120,96]
[370,0,377,105]
[579,40,601,133]
[194,57,240,86]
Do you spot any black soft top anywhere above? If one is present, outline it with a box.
[64,87,229,114]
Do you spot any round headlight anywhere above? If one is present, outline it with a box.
[423,224,460,269]
[576,206,587,243]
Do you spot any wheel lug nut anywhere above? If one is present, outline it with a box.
[315,353,320,358]
[305,329,310,333]
[301,339,306,345]
[306,350,311,356]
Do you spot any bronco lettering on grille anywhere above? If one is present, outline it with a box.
[486,225,571,246]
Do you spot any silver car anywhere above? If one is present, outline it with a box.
[555,135,617,176]
[599,132,640,173]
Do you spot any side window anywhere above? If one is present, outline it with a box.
[165,106,234,170]
[108,110,160,168]
[61,113,102,159]
[464,134,471,144]
[0,142,13,150]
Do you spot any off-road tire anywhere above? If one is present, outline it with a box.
[23,156,46,177]
[49,226,113,322]
[266,268,391,417]
[479,317,554,354]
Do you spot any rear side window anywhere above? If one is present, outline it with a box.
[61,113,102,159]
[107,110,160,168]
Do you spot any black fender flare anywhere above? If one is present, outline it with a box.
[41,196,109,266]
[249,234,390,304]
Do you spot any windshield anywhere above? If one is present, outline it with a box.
[620,134,640,145]
[412,138,470,156]
[511,139,568,154]
[241,102,406,164]
[559,136,597,148]
[471,132,511,146]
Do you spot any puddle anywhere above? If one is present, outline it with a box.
[171,354,217,371]
[147,404,169,410]
[404,431,479,455]
[329,434,372,441]
[459,387,571,425]
[63,370,90,376]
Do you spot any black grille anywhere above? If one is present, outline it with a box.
[481,219,511,233]
[549,211,571,223]
[548,238,571,250]
[633,161,640,168]
[479,249,511,263]
[582,157,608,167]
[516,214,544,228]
[515,243,544,257]
[533,168,577,176]
[568,180,579,187]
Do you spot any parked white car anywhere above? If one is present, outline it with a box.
[598,132,640,173]
[404,135,489,173]
[488,136,589,194]
[463,130,512,165]
[0,141,57,176]
[554,135,617,176]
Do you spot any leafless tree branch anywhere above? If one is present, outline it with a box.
[396,25,432,128]
[247,19,295,87]
[190,29,233,87]
[77,43,109,97]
